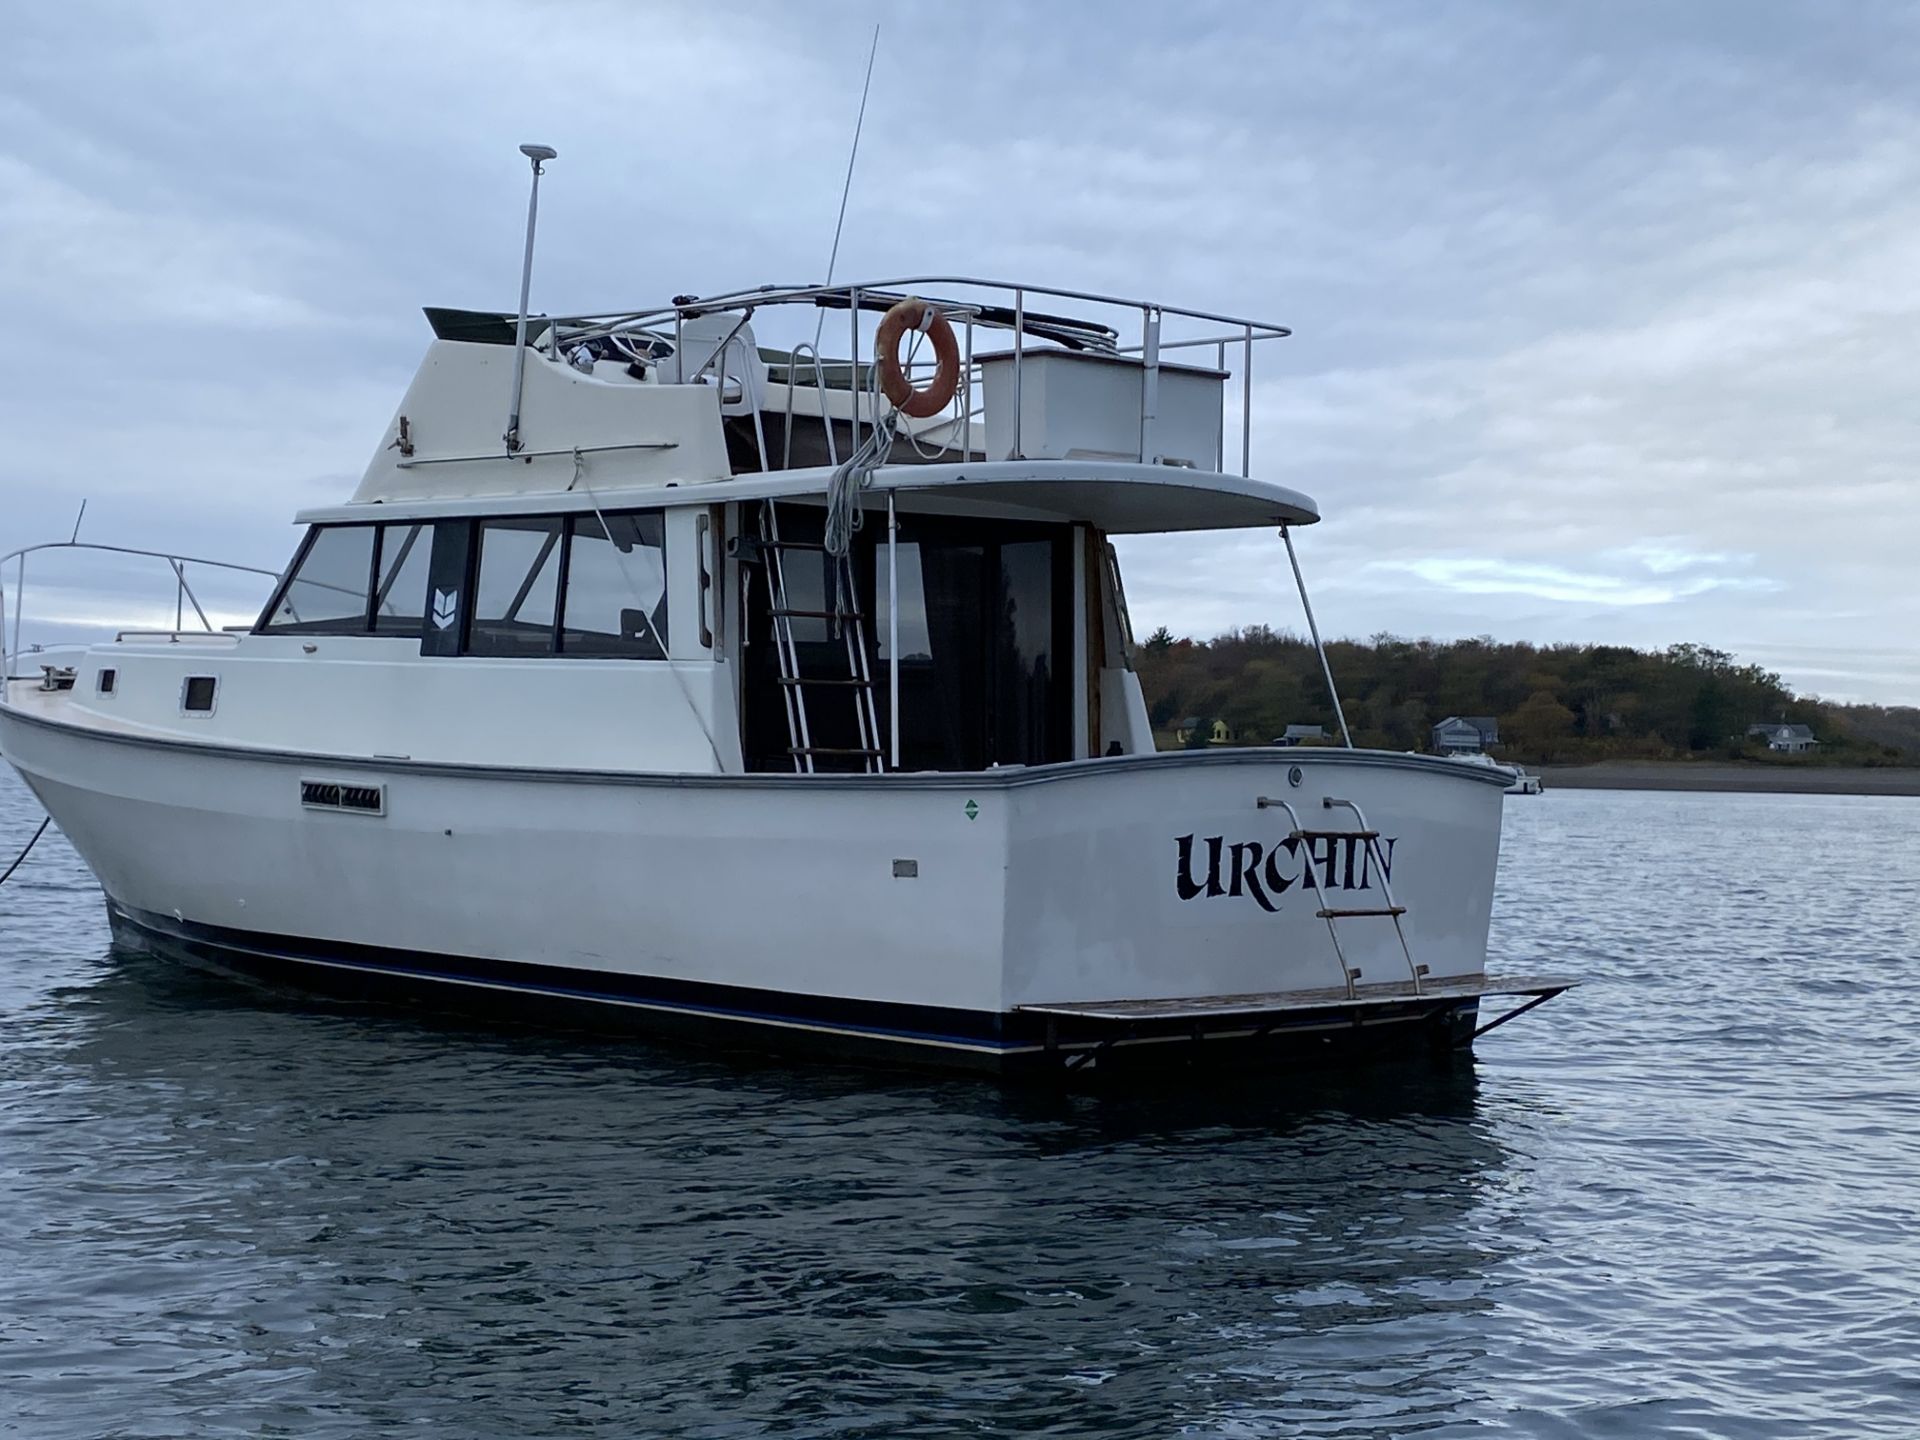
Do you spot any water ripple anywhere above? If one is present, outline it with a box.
[2,774,1918,1436]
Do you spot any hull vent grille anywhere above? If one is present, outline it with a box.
[301,780,385,816]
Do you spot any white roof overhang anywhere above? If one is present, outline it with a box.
[295,461,1319,534]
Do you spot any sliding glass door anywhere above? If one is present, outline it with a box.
[873,517,1072,772]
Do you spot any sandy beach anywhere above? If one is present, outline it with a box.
[1536,761,1920,797]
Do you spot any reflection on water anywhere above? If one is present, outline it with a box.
[5,773,1920,1436]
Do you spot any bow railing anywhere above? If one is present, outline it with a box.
[1,542,282,678]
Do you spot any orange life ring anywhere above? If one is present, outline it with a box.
[875,298,960,419]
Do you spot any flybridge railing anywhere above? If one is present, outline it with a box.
[1,542,283,678]
[542,277,1293,477]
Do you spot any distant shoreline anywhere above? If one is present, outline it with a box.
[1534,761,1920,797]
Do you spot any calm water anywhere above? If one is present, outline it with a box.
[2,770,1918,1438]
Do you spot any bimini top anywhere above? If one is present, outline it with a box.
[347,276,1307,532]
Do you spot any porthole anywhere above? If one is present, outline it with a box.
[181,676,218,714]
[97,668,117,695]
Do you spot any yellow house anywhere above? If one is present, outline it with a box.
[1174,716,1235,746]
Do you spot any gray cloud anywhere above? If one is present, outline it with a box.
[4,0,1916,700]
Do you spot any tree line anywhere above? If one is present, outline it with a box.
[1135,627,1920,765]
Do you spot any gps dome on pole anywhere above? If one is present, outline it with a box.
[503,143,558,453]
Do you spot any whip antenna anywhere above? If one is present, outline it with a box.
[825,24,881,290]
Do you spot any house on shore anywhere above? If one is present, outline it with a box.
[1174,716,1235,746]
[1747,722,1819,754]
[1432,716,1499,755]
[1272,723,1327,746]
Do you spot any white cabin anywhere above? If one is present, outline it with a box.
[29,280,1313,779]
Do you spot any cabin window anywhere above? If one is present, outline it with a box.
[468,518,563,656]
[560,513,668,658]
[455,510,670,659]
[97,668,117,695]
[181,676,217,713]
[262,526,377,633]
[372,524,432,634]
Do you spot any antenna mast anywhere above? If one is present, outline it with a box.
[505,143,558,454]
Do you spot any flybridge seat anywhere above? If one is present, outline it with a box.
[758,350,871,393]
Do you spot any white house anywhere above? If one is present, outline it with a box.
[1432,716,1499,755]
[1747,722,1818,754]
[1273,723,1327,746]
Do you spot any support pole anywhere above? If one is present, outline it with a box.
[1139,306,1161,464]
[849,286,862,454]
[1241,323,1254,476]
[1012,288,1025,458]
[170,560,213,631]
[1282,525,1352,748]
[504,144,557,453]
[1216,340,1226,471]
[10,556,23,669]
[887,489,900,771]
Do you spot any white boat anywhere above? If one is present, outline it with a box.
[0,164,1570,1077]
[1445,753,1543,795]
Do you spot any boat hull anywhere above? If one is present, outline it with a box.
[105,902,1494,1077]
[4,695,1513,1077]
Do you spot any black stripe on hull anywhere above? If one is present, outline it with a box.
[107,903,1480,1080]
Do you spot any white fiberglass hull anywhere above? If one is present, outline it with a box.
[2,694,1517,1074]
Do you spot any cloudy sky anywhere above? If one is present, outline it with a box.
[5,1,1917,702]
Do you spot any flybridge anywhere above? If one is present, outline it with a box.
[354,274,1294,504]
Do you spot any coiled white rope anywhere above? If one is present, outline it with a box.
[821,358,912,621]
[823,408,898,563]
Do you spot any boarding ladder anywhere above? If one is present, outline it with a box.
[1257,794,1428,999]
[757,499,884,773]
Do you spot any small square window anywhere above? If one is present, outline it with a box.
[182,676,218,713]
[97,668,117,695]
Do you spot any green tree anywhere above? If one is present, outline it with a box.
[1505,690,1577,761]
[1128,627,1908,765]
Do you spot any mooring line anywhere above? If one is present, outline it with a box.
[0,815,50,888]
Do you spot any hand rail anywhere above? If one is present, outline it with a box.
[2,541,281,677]
[0,540,283,577]
[543,276,1291,480]
[554,276,1292,345]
